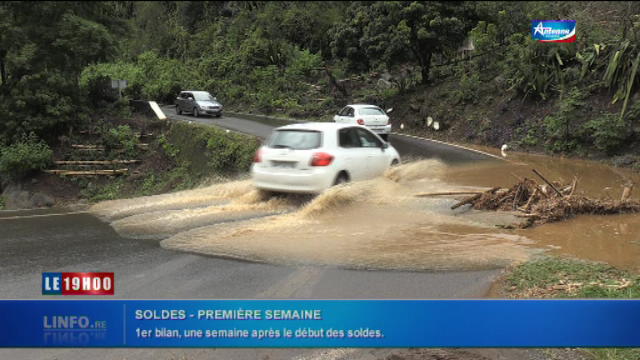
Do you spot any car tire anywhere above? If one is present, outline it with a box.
[215,113,222,118]
[193,108,199,118]
[176,106,182,115]
[333,172,350,186]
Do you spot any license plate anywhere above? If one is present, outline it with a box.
[271,161,296,168]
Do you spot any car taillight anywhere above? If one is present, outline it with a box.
[357,119,365,125]
[253,149,262,162]
[310,152,334,166]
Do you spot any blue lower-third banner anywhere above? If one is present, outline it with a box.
[1,300,639,347]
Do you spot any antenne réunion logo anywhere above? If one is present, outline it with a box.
[531,20,576,43]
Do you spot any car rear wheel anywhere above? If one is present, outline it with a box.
[193,108,199,117]
[176,105,182,115]
[215,113,222,118]
[333,172,350,186]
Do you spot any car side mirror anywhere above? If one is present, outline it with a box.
[386,108,394,114]
[381,142,389,150]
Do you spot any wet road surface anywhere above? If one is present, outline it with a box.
[0,208,500,360]
[0,111,511,359]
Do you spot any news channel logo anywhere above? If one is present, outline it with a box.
[531,20,576,43]
[42,272,114,295]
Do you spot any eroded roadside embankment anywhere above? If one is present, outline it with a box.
[91,153,640,272]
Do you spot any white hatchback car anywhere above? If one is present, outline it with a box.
[333,104,393,140]
[251,122,400,194]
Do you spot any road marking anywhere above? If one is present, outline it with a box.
[0,211,89,220]
[391,132,507,161]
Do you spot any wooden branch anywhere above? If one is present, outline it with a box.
[414,191,482,197]
[451,187,500,210]
[621,183,634,202]
[74,148,105,152]
[523,188,538,212]
[54,160,141,165]
[532,169,563,197]
[44,169,129,176]
[512,184,523,210]
[72,144,104,149]
[569,177,578,197]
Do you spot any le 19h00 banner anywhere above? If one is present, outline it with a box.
[0,300,639,347]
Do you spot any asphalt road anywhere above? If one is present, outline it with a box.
[162,106,500,164]
[0,109,512,360]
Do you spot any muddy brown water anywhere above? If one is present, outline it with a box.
[92,153,640,272]
[444,150,640,271]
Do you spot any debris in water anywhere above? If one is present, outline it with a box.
[454,169,640,228]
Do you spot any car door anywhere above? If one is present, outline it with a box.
[334,107,346,123]
[337,127,369,181]
[334,106,353,124]
[354,128,388,178]
[176,93,185,111]
[182,92,194,112]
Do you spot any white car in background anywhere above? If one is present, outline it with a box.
[251,122,400,194]
[333,104,393,141]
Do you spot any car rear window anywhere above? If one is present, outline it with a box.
[268,130,321,150]
[358,107,385,115]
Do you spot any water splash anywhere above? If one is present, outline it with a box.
[92,160,539,271]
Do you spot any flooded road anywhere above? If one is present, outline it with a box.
[91,160,538,271]
[91,149,640,272]
[444,151,640,271]
[158,108,640,271]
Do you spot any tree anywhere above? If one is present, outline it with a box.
[0,2,122,143]
[331,1,479,83]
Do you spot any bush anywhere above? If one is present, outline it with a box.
[166,122,260,179]
[102,125,139,157]
[543,87,587,152]
[0,134,53,180]
[583,113,631,155]
[456,72,482,104]
[81,179,124,202]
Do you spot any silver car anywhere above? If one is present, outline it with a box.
[175,91,223,118]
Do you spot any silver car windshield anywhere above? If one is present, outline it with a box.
[269,130,321,150]
[193,93,215,101]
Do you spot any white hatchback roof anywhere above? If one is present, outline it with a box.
[181,90,211,95]
[347,104,382,109]
[276,122,358,132]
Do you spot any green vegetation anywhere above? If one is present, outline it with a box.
[502,257,640,360]
[80,178,125,203]
[0,133,52,181]
[503,257,640,299]
[76,121,259,203]
[165,121,259,177]
[2,1,640,203]
[103,124,140,157]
